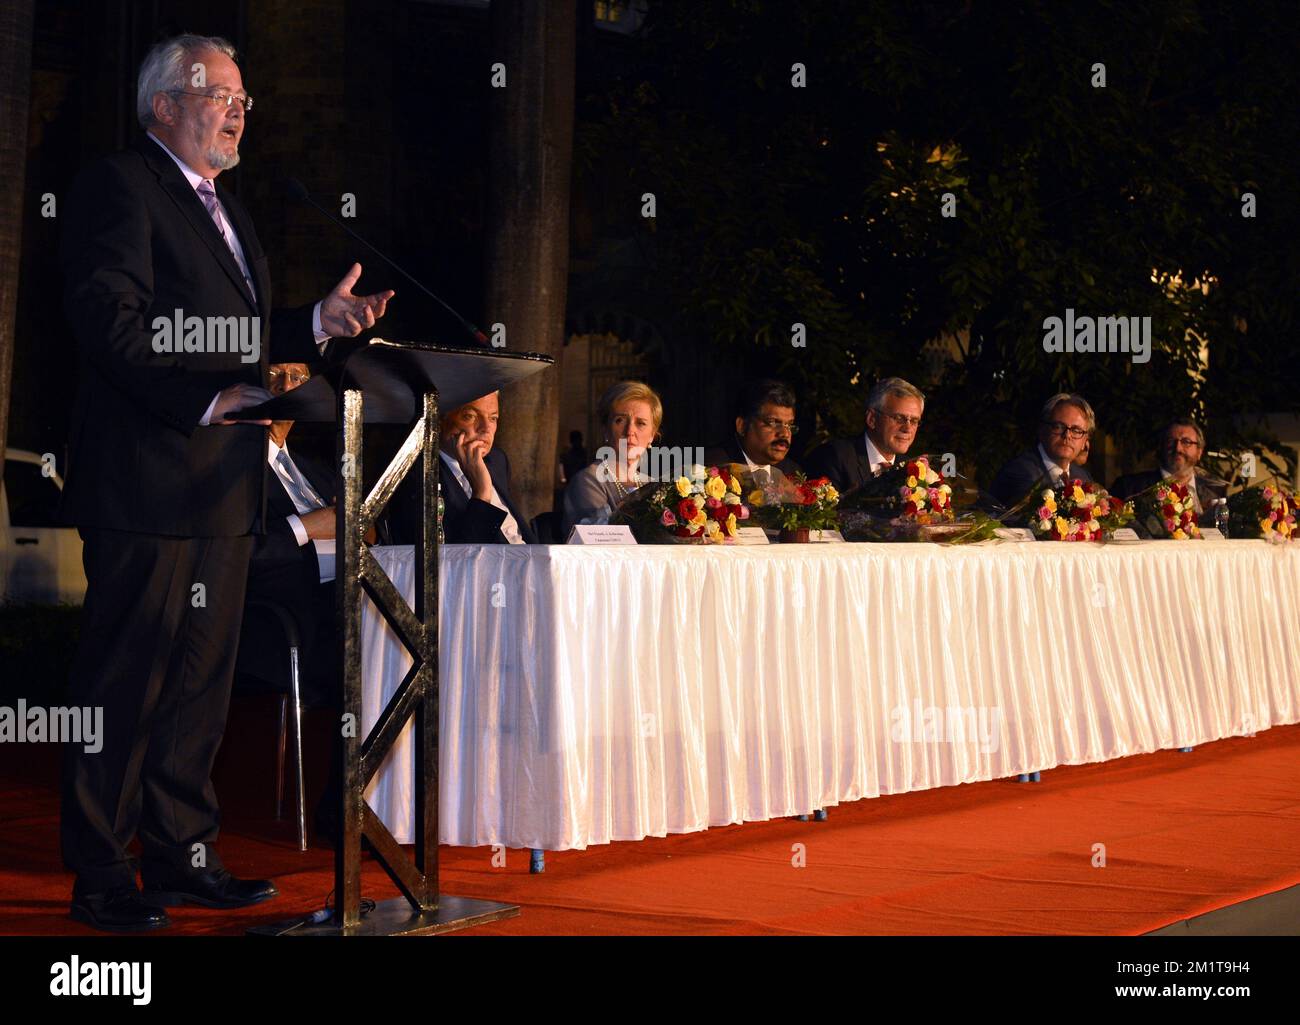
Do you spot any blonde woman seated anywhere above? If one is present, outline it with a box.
[563,380,662,533]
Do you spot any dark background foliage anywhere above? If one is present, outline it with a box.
[582,0,1299,483]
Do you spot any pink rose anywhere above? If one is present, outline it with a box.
[661,508,677,526]
[739,506,750,520]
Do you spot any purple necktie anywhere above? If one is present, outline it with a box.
[196,179,256,301]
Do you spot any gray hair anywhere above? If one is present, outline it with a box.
[866,376,925,412]
[136,34,238,128]
[1040,392,1096,432]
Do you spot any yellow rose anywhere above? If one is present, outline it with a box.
[729,476,741,495]
[705,476,727,500]
[1055,516,1069,535]
[693,494,705,509]
[748,489,765,507]
[691,509,708,528]
[1044,495,1057,513]
[726,513,738,536]
[1072,485,1085,503]
[825,486,839,503]
[1172,529,1187,540]
[906,475,918,489]
[1260,519,1272,534]
[675,477,693,497]
[924,468,939,485]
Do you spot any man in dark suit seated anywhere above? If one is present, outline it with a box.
[702,378,802,483]
[1111,418,1225,527]
[235,362,339,706]
[804,377,925,493]
[988,392,1096,511]
[391,391,538,545]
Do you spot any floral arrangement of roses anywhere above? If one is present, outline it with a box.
[839,456,955,524]
[1132,478,1202,539]
[1226,483,1297,542]
[1031,479,1132,541]
[611,465,750,543]
[746,471,840,532]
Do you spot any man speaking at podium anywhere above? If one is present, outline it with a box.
[58,34,393,931]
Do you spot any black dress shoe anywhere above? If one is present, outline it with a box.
[141,867,279,909]
[71,887,171,933]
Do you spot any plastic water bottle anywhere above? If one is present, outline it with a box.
[1213,497,1229,538]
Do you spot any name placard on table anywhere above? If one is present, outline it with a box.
[993,528,1036,542]
[566,524,638,545]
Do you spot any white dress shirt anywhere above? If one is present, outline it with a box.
[439,451,525,545]
[736,443,776,484]
[864,433,896,476]
[146,133,331,426]
[267,438,334,582]
[1038,443,1070,483]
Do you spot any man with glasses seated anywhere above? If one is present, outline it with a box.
[805,377,925,493]
[703,379,803,484]
[236,362,340,706]
[1110,418,1224,526]
[988,392,1095,510]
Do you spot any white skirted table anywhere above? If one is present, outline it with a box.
[361,541,1300,852]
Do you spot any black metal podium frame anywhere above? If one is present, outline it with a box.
[246,340,553,936]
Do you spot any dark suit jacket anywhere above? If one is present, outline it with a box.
[237,443,339,699]
[988,448,1094,509]
[1111,469,1225,529]
[59,134,321,537]
[701,437,802,479]
[803,435,878,494]
[390,448,538,545]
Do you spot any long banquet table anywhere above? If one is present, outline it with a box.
[360,540,1300,850]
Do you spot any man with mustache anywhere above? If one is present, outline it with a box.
[703,379,803,485]
[1110,419,1225,526]
[805,377,926,493]
[59,34,393,931]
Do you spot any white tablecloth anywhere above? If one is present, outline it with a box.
[361,541,1300,850]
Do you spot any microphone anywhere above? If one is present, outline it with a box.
[280,176,489,347]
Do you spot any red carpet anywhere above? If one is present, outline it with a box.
[3,700,1298,936]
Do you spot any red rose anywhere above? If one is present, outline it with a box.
[1162,503,1175,518]
[1076,507,1092,521]
[711,504,729,522]
[904,501,918,516]
[677,499,696,521]
[906,461,920,477]
[798,485,816,505]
